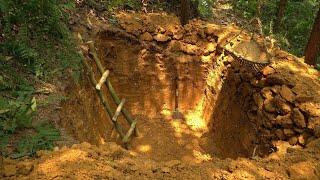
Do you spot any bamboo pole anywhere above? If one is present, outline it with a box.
[96,70,110,90]
[123,120,137,143]
[112,99,126,122]
[87,41,140,137]
[82,57,125,138]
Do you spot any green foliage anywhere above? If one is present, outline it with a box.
[86,0,141,11]
[0,0,81,79]
[0,83,60,158]
[194,0,214,18]
[0,51,61,158]
[0,88,35,133]
[12,124,60,158]
[232,0,319,61]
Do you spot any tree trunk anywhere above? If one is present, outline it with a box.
[274,0,288,33]
[304,8,320,66]
[256,0,262,17]
[180,0,190,25]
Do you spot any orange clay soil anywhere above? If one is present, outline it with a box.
[2,12,320,179]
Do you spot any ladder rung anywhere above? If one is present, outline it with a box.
[112,98,126,122]
[123,120,137,143]
[96,70,110,90]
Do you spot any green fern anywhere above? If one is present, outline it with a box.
[13,123,60,158]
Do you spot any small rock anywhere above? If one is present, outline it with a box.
[140,32,153,41]
[295,95,314,103]
[293,128,304,134]
[180,43,199,55]
[314,126,320,138]
[165,30,173,36]
[291,108,306,128]
[146,24,156,33]
[161,167,170,173]
[80,142,92,149]
[36,150,49,157]
[262,66,275,76]
[198,29,206,39]
[284,129,295,137]
[279,85,295,103]
[264,99,277,113]
[173,33,184,40]
[153,34,171,42]
[276,114,293,128]
[298,102,320,117]
[205,25,217,35]
[17,162,34,175]
[3,165,17,177]
[275,49,288,58]
[265,74,287,86]
[270,85,281,94]
[173,28,184,40]
[298,135,306,145]
[165,160,181,168]
[203,42,217,55]
[273,95,291,115]
[157,26,166,33]
[306,137,319,147]
[183,34,198,45]
[257,78,266,87]
[130,165,139,171]
[53,146,59,151]
[275,129,286,140]
[289,136,298,145]
[287,161,318,180]
[263,111,277,122]
[261,87,273,99]
[307,116,320,130]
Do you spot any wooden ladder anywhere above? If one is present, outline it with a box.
[80,41,139,148]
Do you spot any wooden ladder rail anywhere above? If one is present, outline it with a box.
[78,34,138,147]
[82,56,137,148]
[87,41,140,137]
[82,58,125,139]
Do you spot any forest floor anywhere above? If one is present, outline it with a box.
[2,2,320,179]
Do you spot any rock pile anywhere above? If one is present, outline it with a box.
[250,61,320,147]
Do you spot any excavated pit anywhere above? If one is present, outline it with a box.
[60,13,320,163]
[62,37,263,161]
[94,33,263,160]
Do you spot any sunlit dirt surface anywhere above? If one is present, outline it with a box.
[3,11,320,179]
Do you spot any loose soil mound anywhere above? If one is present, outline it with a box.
[2,141,320,179]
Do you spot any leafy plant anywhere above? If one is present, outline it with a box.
[195,0,214,18]
[0,0,81,79]
[0,89,60,158]
[12,123,60,158]
[86,0,141,11]
[0,87,35,131]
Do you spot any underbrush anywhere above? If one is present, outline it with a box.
[0,69,60,158]
[0,0,81,158]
